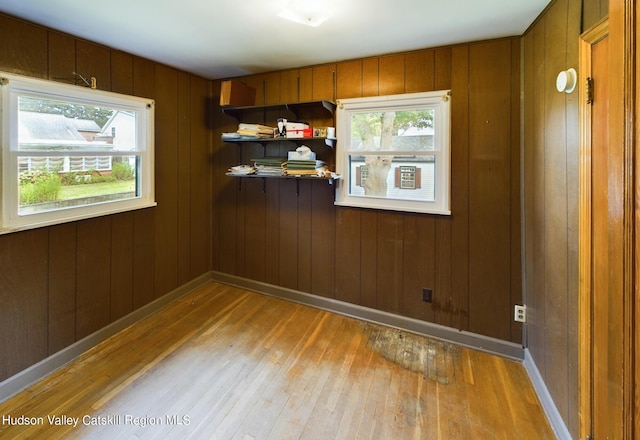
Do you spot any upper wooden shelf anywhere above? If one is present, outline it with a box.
[220,100,336,121]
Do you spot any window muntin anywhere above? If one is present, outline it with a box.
[336,91,451,214]
[1,72,155,233]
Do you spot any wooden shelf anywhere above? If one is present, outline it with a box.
[226,172,339,181]
[222,136,336,148]
[220,100,336,121]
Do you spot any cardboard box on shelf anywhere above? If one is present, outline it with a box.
[220,80,256,107]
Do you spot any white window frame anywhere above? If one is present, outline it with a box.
[0,71,155,234]
[335,90,451,215]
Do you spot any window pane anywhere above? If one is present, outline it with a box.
[350,109,435,151]
[17,96,137,152]
[18,155,138,216]
[348,154,435,201]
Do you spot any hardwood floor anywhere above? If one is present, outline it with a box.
[0,282,554,439]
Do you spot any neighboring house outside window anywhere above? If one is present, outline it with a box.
[335,90,451,215]
[0,71,155,233]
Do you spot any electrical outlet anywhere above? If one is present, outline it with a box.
[514,305,526,323]
[422,288,432,303]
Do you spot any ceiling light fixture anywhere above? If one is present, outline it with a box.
[278,0,338,27]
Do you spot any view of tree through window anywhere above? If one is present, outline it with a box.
[349,109,435,199]
[336,91,451,214]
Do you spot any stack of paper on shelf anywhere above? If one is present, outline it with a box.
[237,123,276,139]
[252,157,287,176]
[285,160,326,176]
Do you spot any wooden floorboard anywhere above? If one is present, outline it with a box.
[0,282,555,439]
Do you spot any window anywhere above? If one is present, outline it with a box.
[335,91,451,215]
[0,72,155,233]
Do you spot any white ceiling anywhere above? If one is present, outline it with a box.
[0,0,551,80]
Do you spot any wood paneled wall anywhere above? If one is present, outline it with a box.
[0,13,212,382]
[211,38,523,344]
[522,0,607,438]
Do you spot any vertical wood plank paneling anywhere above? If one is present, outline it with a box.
[379,53,405,95]
[154,65,179,297]
[110,50,133,94]
[310,181,335,298]
[0,15,47,77]
[265,176,281,286]
[336,60,362,99]
[298,68,313,102]
[376,212,404,313]
[280,69,299,103]
[434,48,452,90]
[509,39,523,344]
[110,213,134,321]
[402,214,436,321]
[335,208,362,305]
[278,179,298,289]
[76,40,111,91]
[189,76,212,279]
[362,58,379,97]
[296,180,313,292]
[530,17,548,375]
[582,0,609,30]
[235,164,249,279]
[467,40,513,340]
[76,218,112,339]
[133,208,156,309]
[450,45,471,331]
[210,78,223,272]
[177,72,193,286]
[405,50,435,93]
[360,211,378,308]
[434,215,453,327]
[312,64,336,101]
[265,72,281,104]
[47,32,76,83]
[47,224,77,354]
[244,178,267,282]
[0,231,48,380]
[522,30,536,349]
[245,74,266,105]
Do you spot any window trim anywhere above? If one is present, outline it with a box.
[0,71,156,234]
[335,90,451,215]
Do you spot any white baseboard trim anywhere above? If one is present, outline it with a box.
[0,272,212,404]
[211,271,525,361]
[523,348,571,440]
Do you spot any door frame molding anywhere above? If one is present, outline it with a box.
[578,17,609,439]
[579,1,637,435]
